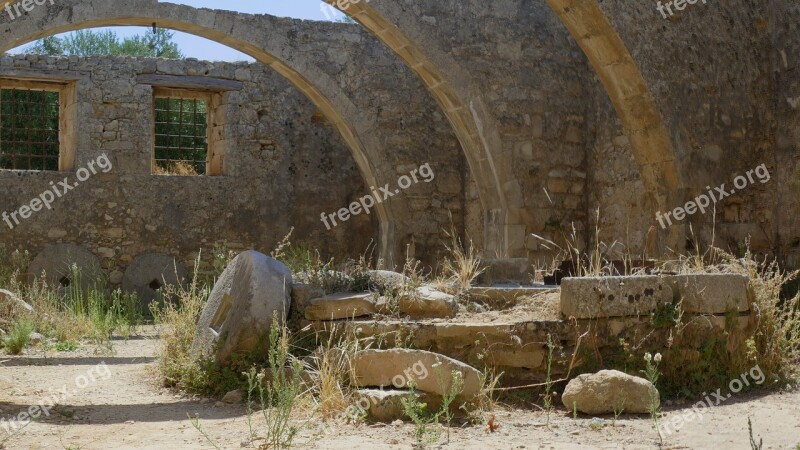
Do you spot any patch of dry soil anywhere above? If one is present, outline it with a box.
[1,327,798,449]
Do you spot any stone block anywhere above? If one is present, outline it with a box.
[560,276,673,318]
[352,349,482,398]
[665,274,751,314]
[305,292,376,320]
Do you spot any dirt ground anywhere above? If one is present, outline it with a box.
[1,328,799,450]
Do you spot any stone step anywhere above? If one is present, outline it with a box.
[304,292,377,320]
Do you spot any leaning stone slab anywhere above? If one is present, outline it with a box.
[351,349,482,398]
[0,289,33,314]
[397,286,459,319]
[122,253,188,309]
[27,244,105,294]
[191,251,292,363]
[560,276,673,318]
[305,292,376,320]
[561,369,658,414]
[665,274,751,314]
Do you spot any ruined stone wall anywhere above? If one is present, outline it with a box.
[0,55,375,278]
[590,1,782,260]
[376,0,594,266]
[770,0,800,268]
[4,0,800,276]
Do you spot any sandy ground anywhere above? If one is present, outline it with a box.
[1,329,799,450]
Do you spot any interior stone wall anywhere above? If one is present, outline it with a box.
[0,55,376,278]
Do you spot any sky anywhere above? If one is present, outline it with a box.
[11,0,349,61]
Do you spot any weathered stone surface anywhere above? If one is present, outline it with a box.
[561,370,658,415]
[122,253,188,308]
[480,258,530,285]
[483,346,546,369]
[352,349,482,398]
[560,276,673,318]
[468,285,555,308]
[354,388,440,422]
[666,274,751,314]
[368,270,410,294]
[27,244,106,294]
[192,251,292,363]
[305,292,376,320]
[290,283,325,311]
[221,389,243,404]
[289,283,325,325]
[28,332,44,345]
[397,286,459,319]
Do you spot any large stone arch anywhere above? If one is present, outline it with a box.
[327,0,515,257]
[330,0,685,251]
[545,0,684,208]
[0,0,403,264]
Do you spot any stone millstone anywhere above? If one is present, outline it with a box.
[304,292,376,320]
[27,244,105,294]
[352,349,482,398]
[191,251,293,363]
[122,253,188,309]
[396,286,459,319]
[561,369,659,414]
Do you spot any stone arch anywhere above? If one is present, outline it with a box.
[328,0,515,257]
[330,0,684,251]
[545,0,684,206]
[0,0,402,263]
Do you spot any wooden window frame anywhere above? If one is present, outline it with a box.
[0,78,77,172]
[151,87,224,176]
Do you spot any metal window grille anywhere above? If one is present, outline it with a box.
[0,88,60,171]
[154,96,208,175]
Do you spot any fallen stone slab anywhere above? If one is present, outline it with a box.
[305,292,377,320]
[122,253,188,309]
[352,349,482,398]
[397,286,459,319]
[192,250,293,363]
[665,274,751,314]
[560,276,673,318]
[353,388,441,422]
[561,369,658,414]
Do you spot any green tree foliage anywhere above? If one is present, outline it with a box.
[27,28,183,58]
